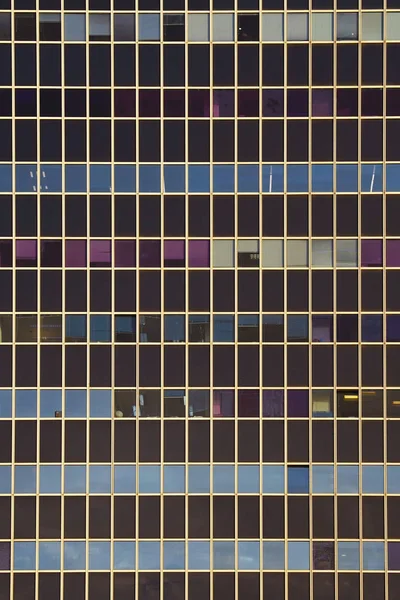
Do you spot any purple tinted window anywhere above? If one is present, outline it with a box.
[362,89,383,117]
[0,542,10,571]
[387,240,400,267]
[189,240,210,267]
[16,240,37,266]
[389,543,400,570]
[387,89,400,117]
[65,240,87,267]
[312,90,333,116]
[139,89,160,117]
[238,90,259,117]
[313,542,334,570]
[189,90,210,117]
[164,240,185,267]
[287,390,309,417]
[262,89,284,117]
[312,315,333,342]
[213,90,235,117]
[114,89,136,117]
[164,90,185,117]
[41,240,62,267]
[139,240,161,267]
[238,390,259,417]
[115,241,136,267]
[90,240,111,267]
[337,89,358,117]
[213,390,235,417]
[0,241,12,267]
[361,240,383,267]
[262,390,284,417]
[287,89,308,117]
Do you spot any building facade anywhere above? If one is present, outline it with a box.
[1,0,400,598]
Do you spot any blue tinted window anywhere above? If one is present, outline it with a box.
[65,389,87,418]
[213,465,235,493]
[114,466,136,494]
[288,541,310,570]
[337,465,359,493]
[114,542,135,570]
[164,465,185,494]
[213,315,234,342]
[288,466,309,494]
[238,465,260,493]
[262,465,284,494]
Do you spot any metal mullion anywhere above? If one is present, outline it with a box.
[159,7,165,596]
[10,0,16,594]
[307,13,314,596]
[283,2,288,598]
[258,1,263,590]
[85,7,90,596]
[233,3,239,598]
[382,0,388,594]
[357,13,363,594]
[134,6,140,598]
[110,4,115,597]
[35,5,40,596]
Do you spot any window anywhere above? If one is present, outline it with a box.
[336,239,358,267]
[0,14,11,40]
[213,240,234,267]
[337,13,358,40]
[387,12,400,41]
[287,240,308,267]
[214,315,234,342]
[164,390,185,417]
[89,14,111,41]
[189,315,210,342]
[287,13,309,41]
[164,14,185,41]
[139,14,160,40]
[213,13,234,41]
[238,315,259,342]
[114,14,135,40]
[238,240,259,267]
[262,240,283,267]
[288,466,309,494]
[164,315,185,342]
[39,13,61,41]
[188,14,209,41]
[312,240,333,267]
[337,390,359,418]
[15,13,36,40]
[262,13,284,41]
[189,390,209,417]
[312,390,333,417]
[311,12,333,41]
[362,12,383,40]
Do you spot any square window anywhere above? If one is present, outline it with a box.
[311,12,333,41]
[64,14,86,41]
[114,14,135,40]
[262,240,283,268]
[287,466,309,494]
[89,14,111,40]
[287,13,309,41]
[139,14,160,40]
[262,13,284,41]
[337,13,358,40]
[188,14,210,40]
[287,240,308,267]
[387,12,400,40]
[362,12,383,40]
[213,13,234,41]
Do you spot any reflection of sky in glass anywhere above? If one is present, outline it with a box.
[64,541,86,570]
[387,466,400,494]
[40,465,61,494]
[312,465,334,494]
[263,541,284,570]
[188,465,210,493]
[139,541,160,570]
[14,542,36,570]
[114,465,136,494]
[89,541,111,570]
[213,465,235,493]
[238,541,260,570]
[65,389,87,418]
[89,465,111,494]
[164,465,185,494]
[114,542,135,570]
[262,465,284,494]
[288,466,309,494]
[64,465,86,494]
[288,541,310,570]
[0,391,11,418]
[0,466,11,494]
[214,541,235,570]
[362,465,384,494]
[238,465,259,493]
[337,465,359,493]
[139,465,161,494]
[338,542,360,570]
[363,542,384,571]
[39,541,61,571]
[40,389,62,417]
[164,542,185,570]
[15,390,37,418]
[14,465,36,494]
[188,541,210,570]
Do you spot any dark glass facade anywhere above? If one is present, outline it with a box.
[1,0,400,599]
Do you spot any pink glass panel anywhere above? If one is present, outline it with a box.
[16,240,37,266]
[115,241,136,267]
[164,240,185,267]
[213,90,234,117]
[65,240,86,267]
[262,390,284,417]
[238,390,259,417]
[114,89,136,117]
[387,240,400,267]
[90,240,111,267]
[189,240,210,267]
[189,90,210,117]
[139,240,161,267]
[0,241,12,267]
[213,390,235,417]
[312,90,333,116]
[361,239,383,267]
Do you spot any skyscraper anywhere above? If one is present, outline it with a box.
[1,0,400,598]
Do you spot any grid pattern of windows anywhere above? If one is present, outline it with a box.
[1,0,400,599]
